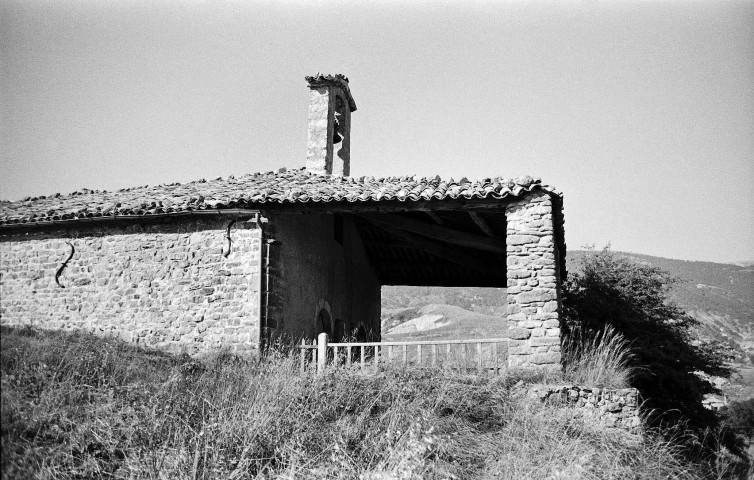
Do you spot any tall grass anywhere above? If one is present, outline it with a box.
[562,325,635,388]
[0,326,736,479]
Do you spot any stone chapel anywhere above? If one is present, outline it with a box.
[0,74,566,368]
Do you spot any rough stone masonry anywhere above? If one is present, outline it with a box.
[506,191,564,368]
[0,216,263,354]
[529,384,642,432]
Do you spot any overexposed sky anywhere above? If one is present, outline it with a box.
[1,0,752,263]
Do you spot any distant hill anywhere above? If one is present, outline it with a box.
[382,304,506,342]
[567,251,754,364]
[381,250,754,399]
[381,251,754,363]
[381,286,507,343]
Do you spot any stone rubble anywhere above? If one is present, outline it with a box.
[528,384,642,431]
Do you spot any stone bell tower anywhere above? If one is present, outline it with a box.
[305,73,357,177]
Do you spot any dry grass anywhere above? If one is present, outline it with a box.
[0,326,739,479]
[562,325,635,389]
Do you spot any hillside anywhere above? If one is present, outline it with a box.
[381,287,507,342]
[383,304,507,342]
[381,250,754,397]
[382,252,753,353]
[567,251,754,364]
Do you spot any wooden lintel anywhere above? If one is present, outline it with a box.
[258,198,511,215]
[379,277,508,288]
[358,213,507,254]
[371,224,504,278]
[374,261,462,270]
[469,211,496,238]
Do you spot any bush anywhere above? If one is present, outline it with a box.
[722,399,754,440]
[561,247,752,472]
[563,248,732,425]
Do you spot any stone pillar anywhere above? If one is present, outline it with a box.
[506,192,562,369]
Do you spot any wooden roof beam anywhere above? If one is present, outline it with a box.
[258,198,512,214]
[379,277,508,288]
[425,211,445,225]
[358,213,507,254]
[363,222,505,278]
[374,261,461,270]
[468,211,496,238]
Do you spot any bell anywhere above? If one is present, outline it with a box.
[333,119,343,144]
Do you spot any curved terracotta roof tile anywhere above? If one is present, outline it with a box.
[0,167,560,226]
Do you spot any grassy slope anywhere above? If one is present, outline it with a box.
[1,326,727,480]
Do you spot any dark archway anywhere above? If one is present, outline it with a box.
[317,308,331,336]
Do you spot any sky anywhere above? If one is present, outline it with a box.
[1,0,752,264]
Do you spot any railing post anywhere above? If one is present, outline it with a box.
[300,338,306,372]
[493,342,499,374]
[317,332,328,374]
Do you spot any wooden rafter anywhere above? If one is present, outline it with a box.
[362,222,504,278]
[468,211,496,238]
[425,211,445,225]
[358,213,506,254]
[374,261,461,270]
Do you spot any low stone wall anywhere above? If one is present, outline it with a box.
[0,216,263,354]
[528,384,641,431]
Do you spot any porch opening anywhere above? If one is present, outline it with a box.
[381,286,507,342]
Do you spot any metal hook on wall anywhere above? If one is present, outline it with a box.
[55,241,75,288]
[222,220,237,258]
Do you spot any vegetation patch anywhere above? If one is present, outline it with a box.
[1,326,744,479]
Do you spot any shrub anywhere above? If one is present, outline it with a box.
[563,248,732,429]
[721,399,754,440]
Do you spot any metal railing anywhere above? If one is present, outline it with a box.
[299,333,508,374]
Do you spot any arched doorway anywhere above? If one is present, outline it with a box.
[317,308,331,336]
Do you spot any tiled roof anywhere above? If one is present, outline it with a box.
[0,168,559,227]
[306,73,357,112]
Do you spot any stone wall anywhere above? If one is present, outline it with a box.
[505,192,563,368]
[0,215,263,354]
[528,385,641,431]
